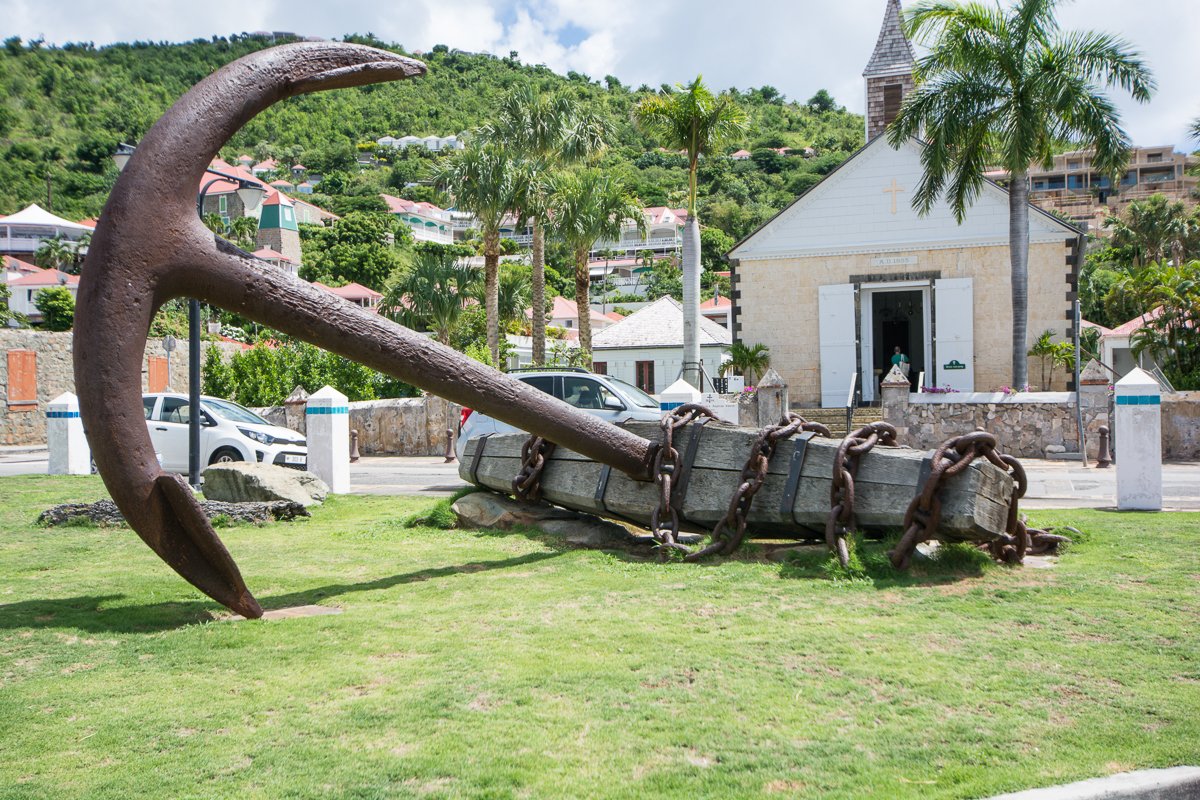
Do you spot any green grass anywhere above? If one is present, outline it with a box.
[1,474,1198,799]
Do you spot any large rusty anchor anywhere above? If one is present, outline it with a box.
[74,42,658,619]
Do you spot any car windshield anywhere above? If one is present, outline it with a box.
[203,397,270,425]
[607,377,660,409]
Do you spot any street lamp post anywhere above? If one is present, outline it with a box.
[114,144,266,487]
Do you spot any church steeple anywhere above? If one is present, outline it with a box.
[864,0,916,142]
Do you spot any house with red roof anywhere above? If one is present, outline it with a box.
[381,194,454,244]
[699,292,732,329]
[1100,308,1168,380]
[526,296,619,336]
[312,281,383,312]
[5,267,80,321]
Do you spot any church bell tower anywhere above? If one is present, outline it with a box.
[864,0,916,142]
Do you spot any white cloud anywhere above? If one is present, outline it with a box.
[1,0,1195,147]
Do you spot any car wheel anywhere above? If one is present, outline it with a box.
[209,447,243,465]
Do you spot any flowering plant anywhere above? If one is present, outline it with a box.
[921,385,959,394]
[998,384,1031,395]
[742,385,756,393]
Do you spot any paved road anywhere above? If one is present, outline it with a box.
[3,447,1199,509]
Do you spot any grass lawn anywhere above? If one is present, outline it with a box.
[1,475,1198,799]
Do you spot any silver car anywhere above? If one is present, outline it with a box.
[455,368,663,460]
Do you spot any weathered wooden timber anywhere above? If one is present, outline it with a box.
[460,420,1015,542]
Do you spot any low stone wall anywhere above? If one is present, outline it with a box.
[0,329,233,446]
[883,391,1103,459]
[882,384,1200,461]
[256,394,459,457]
[1163,392,1200,461]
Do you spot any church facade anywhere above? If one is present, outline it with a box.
[727,0,1083,407]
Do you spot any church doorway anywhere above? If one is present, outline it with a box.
[860,285,930,402]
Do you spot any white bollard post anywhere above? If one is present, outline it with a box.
[306,385,350,493]
[1114,368,1161,511]
[47,392,91,475]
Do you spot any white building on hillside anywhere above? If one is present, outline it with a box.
[381,194,455,244]
[5,267,80,321]
[0,205,92,259]
[376,134,465,152]
[592,296,731,393]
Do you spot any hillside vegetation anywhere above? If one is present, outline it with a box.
[0,33,864,240]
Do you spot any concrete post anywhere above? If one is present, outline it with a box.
[1114,368,1161,511]
[306,385,350,493]
[880,364,911,438]
[47,392,90,475]
[284,385,309,436]
[756,368,788,428]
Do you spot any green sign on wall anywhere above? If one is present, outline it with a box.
[943,359,967,370]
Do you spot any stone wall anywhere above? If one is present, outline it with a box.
[255,394,459,457]
[1163,392,1200,461]
[881,382,1200,461]
[0,330,231,446]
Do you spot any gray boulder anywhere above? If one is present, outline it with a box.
[202,463,328,507]
[452,491,701,552]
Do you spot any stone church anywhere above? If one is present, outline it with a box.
[728,0,1083,407]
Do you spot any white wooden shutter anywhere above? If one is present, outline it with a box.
[934,278,974,391]
[818,283,857,408]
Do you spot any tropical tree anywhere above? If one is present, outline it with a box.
[887,0,1154,390]
[476,85,609,365]
[547,169,644,361]
[432,145,527,366]
[34,286,75,331]
[720,342,771,387]
[495,265,532,329]
[228,216,259,251]
[33,235,74,272]
[634,76,748,387]
[381,247,480,345]
[1120,259,1200,389]
[1105,194,1199,267]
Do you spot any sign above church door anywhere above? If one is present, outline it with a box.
[870,255,918,268]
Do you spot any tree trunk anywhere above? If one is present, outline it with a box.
[1008,170,1030,390]
[484,229,500,368]
[574,246,593,368]
[531,219,547,365]
[681,214,702,388]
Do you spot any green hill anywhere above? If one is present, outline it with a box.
[0,33,864,239]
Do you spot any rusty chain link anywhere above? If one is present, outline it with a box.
[825,422,898,568]
[649,404,717,560]
[686,413,831,562]
[512,435,556,503]
[889,431,1044,568]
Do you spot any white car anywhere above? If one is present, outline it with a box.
[456,368,664,461]
[142,392,308,472]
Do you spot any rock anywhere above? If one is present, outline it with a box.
[1044,444,1067,454]
[201,463,328,507]
[452,491,701,552]
[38,499,308,527]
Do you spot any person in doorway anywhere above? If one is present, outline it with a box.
[891,346,910,377]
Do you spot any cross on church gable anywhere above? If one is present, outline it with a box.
[883,179,906,214]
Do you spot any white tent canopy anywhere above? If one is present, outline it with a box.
[0,204,92,233]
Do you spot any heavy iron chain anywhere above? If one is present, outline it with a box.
[889,430,1042,569]
[650,404,717,560]
[825,422,898,568]
[512,434,556,503]
[686,413,832,562]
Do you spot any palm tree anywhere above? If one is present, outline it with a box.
[476,86,609,365]
[381,247,480,346]
[634,76,748,387]
[33,235,74,272]
[548,169,644,362]
[228,216,259,251]
[495,266,532,329]
[1106,195,1198,267]
[720,342,772,387]
[432,145,527,365]
[887,0,1154,390]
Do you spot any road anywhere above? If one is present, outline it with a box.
[3,447,1199,509]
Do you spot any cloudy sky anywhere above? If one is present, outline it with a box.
[3,0,1197,148]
